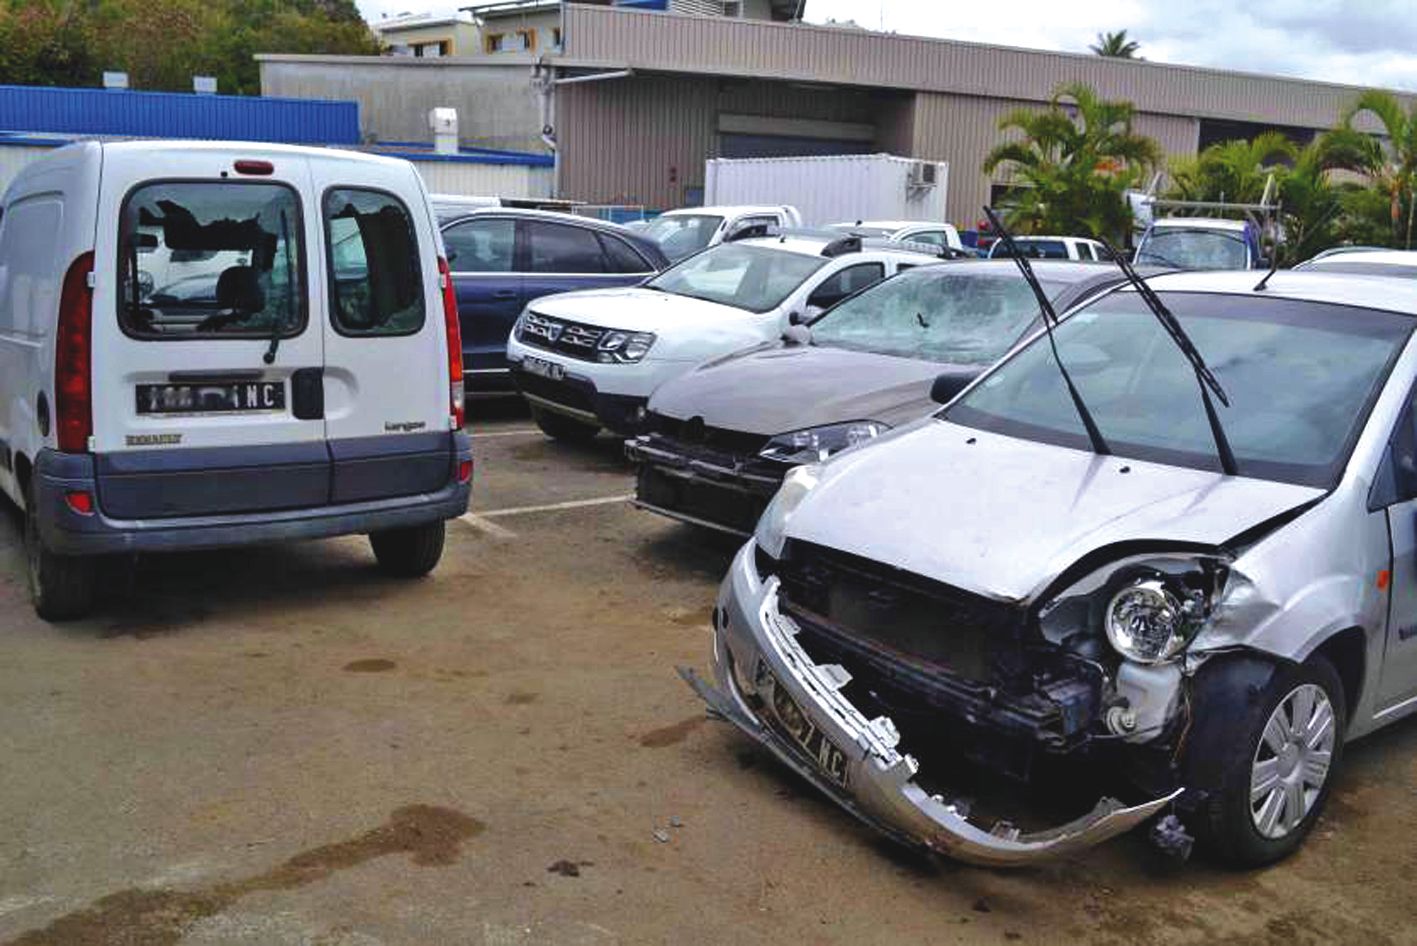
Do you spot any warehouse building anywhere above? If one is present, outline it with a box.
[261,1,1414,221]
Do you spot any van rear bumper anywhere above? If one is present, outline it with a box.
[32,437,471,556]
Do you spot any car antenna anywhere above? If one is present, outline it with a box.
[982,206,1109,457]
[1099,237,1239,476]
[1253,250,1281,291]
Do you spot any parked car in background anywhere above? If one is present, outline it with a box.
[0,141,472,621]
[506,233,938,440]
[1135,217,1265,270]
[641,205,803,262]
[686,268,1417,867]
[630,260,1138,535]
[828,219,965,253]
[987,234,1111,261]
[439,208,669,388]
[1296,248,1417,279]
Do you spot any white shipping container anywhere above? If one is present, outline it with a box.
[703,153,949,228]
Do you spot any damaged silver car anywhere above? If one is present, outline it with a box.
[684,267,1417,866]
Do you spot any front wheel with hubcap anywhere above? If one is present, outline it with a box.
[369,521,446,578]
[24,483,96,622]
[530,405,600,444]
[1190,656,1345,866]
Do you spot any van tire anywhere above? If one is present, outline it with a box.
[370,521,445,578]
[24,484,96,622]
[531,406,600,443]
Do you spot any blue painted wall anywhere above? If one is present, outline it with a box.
[0,85,360,145]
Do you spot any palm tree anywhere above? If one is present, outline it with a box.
[983,82,1162,242]
[1090,30,1140,59]
[1332,90,1417,249]
[1166,131,1295,204]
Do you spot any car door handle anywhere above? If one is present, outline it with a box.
[492,289,518,299]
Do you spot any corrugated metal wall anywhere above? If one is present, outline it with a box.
[0,84,359,145]
[411,157,553,198]
[560,5,1409,132]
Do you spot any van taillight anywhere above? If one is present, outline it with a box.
[55,251,95,453]
[438,256,465,429]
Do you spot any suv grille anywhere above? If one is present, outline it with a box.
[518,310,606,362]
[776,541,1023,684]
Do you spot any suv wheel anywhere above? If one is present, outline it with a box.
[369,521,446,578]
[1189,656,1345,866]
[24,483,96,621]
[531,406,600,443]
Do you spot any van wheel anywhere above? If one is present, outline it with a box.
[369,521,446,578]
[1186,656,1345,867]
[24,484,96,622]
[531,406,600,443]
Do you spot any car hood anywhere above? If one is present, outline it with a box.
[783,420,1324,603]
[649,344,954,434]
[528,287,754,333]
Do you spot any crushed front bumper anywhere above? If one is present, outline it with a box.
[682,541,1181,867]
[626,435,784,537]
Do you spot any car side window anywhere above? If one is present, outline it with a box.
[528,221,608,274]
[597,233,651,274]
[911,231,946,247]
[1370,384,1417,507]
[810,262,885,307]
[443,218,515,273]
[324,188,425,337]
[1077,243,1095,261]
[729,215,777,240]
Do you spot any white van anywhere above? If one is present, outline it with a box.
[0,141,472,620]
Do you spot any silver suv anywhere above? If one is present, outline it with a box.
[684,269,1417,866]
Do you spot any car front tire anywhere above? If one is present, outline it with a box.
[531,405,600,443]
[24,483,96,622]
[370,521,446,578]
[1186,655,1345,866]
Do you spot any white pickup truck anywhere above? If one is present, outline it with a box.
[640,205,803,262]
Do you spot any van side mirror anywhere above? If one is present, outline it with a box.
[930,373,966,405]
[782,324,811,346]
[788,310,807,326]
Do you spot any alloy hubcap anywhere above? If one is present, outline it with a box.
[1250,683,1335,840]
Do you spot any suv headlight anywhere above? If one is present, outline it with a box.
[754,464,820,558]
[597,330,656,363]
[758,421,887,464]
[1038,553,1228,665]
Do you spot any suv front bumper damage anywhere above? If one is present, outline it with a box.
[681,542,1180,867]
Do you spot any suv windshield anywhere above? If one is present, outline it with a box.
[643,213,724,261]
[811,269,1055,365]
[946,292,1411,487]
[1137,228,1248,269]
[646,243,826,313]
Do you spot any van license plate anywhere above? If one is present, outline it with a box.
[136,382,285,415]
[522,356,564,381]
[765,668,849,787]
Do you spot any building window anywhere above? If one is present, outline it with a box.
[411,39,450,58]
[552,27,563,49]
[485,28,535,53]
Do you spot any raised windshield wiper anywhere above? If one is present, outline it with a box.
[983,206,1110,457]
[264,209,295,365]
[1099,238,1239,476]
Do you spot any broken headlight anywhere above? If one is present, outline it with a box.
[1038,553,1229,666]
[754,464,820,558]
[758,421,888,464]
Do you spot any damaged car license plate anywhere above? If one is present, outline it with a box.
[522,355,564,381]
[765,667,849,787]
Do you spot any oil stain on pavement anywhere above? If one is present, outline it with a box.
[343,659,397,673]
[639,715,707,748]
[5,805,484,946]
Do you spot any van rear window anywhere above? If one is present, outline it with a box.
[324,188,425,337]
[118,182,306,340]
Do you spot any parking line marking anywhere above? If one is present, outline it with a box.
[478,494,633,519]
[467,427,541,438]
[457,513,518,539]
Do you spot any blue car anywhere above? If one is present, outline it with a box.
[439,208,669,388]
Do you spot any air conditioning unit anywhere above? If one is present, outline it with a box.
[909,161,938,188]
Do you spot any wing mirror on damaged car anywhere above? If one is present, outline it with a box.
[680,210,1417,868]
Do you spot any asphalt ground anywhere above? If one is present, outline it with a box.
[1,396,1415,945]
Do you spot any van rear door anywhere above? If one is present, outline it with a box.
[90,149,330,519]
[311,159,451,505]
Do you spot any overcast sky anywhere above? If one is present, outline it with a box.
[356,0,1417,91]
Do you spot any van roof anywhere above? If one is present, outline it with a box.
[1151,217,1250,232]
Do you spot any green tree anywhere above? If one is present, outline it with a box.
[1331,90,1417,249]
[1166,131,1295,204]
[1090,30,1141,58]
[983,82,1162,242]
